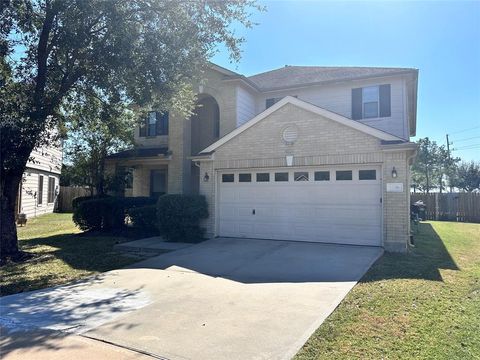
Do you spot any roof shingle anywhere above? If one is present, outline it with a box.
[247,66,417,91]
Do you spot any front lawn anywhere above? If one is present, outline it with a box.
[0,213,141,296]
[296,221,480,360]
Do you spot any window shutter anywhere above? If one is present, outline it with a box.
[266,98,275,109]
[139,117,147,137]
[163,112,169,134]
[379,84,391,117]
[351,88,363,120]
[156,112,169,135]
[155,112,162,135]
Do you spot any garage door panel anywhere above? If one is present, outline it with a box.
[218,166,382,246]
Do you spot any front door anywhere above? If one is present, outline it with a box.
[150,170,167,198]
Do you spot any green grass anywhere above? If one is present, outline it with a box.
[0,213,141,296]
[295,221,480,360]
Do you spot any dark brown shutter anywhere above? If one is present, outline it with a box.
[379,84,391,117]
[163,112,169,135]
[351,88,363,120]
[155,112,161,135]
[156,112,168,135]
[266,98,275,109]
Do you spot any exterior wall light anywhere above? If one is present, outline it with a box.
[286,155,294,167]
[392,167,398,178]
[203,172,210,182]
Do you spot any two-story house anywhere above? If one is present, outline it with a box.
[16,143,62,219]
[106,63,418,252]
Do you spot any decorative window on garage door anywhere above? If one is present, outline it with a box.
[256,173,270,182]
[314,171,330,181]
[336,170,352,181]
[275,172,289,182]
[294,172,309,181]
[239,173,252,182]
[222,174,234,182]
[359,170,377,180]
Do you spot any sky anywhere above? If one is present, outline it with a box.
[212,0,480,162]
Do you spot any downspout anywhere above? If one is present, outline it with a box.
[407,149,417,247]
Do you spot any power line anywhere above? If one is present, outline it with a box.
[451,135,480,143]
[448,126,480,135]
[453,144,480,151]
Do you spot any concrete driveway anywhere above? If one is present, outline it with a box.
[1,238,382,360]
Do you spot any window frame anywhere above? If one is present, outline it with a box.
[239,173,252,183]
[147,111,157,137]
[256,173,270,182]
[221,174,235,183]
[314,171,330,181]
[336,170,353,181]
[362,86,380,119]
[359,169,377,181]
[274,172,289,182]
[37,175,44,205]
[47,176,55,203]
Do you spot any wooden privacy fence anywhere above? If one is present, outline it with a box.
[57,186,93,212]
[411,193,480,223]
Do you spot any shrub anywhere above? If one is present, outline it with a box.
[72,194,110,210]
[156,194,209,242]
[73,196,158,231]
[73,197,125,231]
[128,205,157,231]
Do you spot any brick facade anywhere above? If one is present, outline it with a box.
[198,103,413,252]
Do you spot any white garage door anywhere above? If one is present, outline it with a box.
[218,166,382,246]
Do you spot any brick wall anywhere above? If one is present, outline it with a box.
[198,103,411,252]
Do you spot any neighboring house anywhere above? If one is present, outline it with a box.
[106,63,418,252]
[16,143,62,219]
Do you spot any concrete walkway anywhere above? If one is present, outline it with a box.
[0,238,382,360]
[0,327,151,360]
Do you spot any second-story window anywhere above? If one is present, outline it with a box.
[362,86,379,118]
[140,111,169,137]
[147,112,157,136]
[352,84,391,120]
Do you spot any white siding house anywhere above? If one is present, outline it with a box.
[17,143,62,219]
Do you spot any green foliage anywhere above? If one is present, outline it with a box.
[72,196,156,231]
[71,194,110,210]
[412,137,459,193]
[451,161,480,192]
[63,91,135,194]
[156,195,209,242]
[128,205,158,231]
[1,0,262,254]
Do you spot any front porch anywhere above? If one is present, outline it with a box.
[105,147,171,198]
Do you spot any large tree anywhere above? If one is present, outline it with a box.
[411,138,441,193]
[63,90,135,195]
[452,161,480,192]
[411,137,460,193]
[0,0,260,259]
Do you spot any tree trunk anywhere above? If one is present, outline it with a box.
[0,173,22,258]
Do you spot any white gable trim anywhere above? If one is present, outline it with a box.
[200,96,403,154]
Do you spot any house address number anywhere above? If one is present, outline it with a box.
[386,183,404,192]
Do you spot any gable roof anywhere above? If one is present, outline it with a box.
[247,66,417,91]
[200,96,404,154]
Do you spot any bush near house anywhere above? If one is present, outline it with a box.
[71,194,110,210]
[72,196,156,231]
[128,205,157,231]
[156,194,209,243]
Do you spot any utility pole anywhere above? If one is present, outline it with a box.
[446,134,453,193]
[446,134,451,160]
